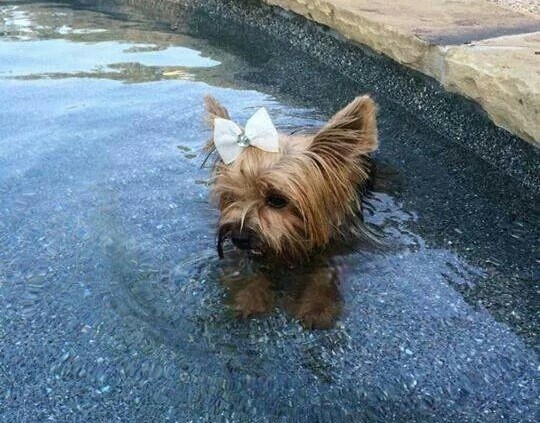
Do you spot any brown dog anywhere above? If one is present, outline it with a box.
[203,94,378,328]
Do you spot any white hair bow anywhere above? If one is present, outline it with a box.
[214,108,279,164]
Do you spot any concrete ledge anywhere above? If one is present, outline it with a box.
[264,0,540,145]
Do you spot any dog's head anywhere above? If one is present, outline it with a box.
[204,95,378,262]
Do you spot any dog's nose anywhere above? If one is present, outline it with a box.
[231,230,252,250]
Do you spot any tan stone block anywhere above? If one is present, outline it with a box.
[444,32,540,144]
[264,0,540,143]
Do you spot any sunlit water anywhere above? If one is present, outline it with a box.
[0,1,538,422]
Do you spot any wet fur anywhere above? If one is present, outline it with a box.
[203,94,378,328]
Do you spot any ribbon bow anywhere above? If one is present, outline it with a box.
[214,108,279,164]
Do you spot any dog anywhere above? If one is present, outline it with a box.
[203,94,378,328]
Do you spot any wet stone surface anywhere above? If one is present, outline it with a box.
[0,1,538,422]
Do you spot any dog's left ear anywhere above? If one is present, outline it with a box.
[310,95,378,158]
[203,94,230,152]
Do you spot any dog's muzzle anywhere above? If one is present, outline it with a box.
[217,225,258,258]
[217,224,232,259]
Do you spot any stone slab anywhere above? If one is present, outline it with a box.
[445,32,540,142]
[264,0,540,145]
[485,0,539,16]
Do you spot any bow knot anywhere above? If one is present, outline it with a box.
[214,108,279,164]
[236,133,251,147]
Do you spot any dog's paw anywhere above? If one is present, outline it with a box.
[295,299,341,330]
[233,277,274,318]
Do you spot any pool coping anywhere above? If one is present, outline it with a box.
[264,0,540,146]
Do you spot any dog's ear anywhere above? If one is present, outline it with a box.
[309,95,378,158]
[204,94,230,152]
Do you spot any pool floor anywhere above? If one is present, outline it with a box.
[0,1,538,422]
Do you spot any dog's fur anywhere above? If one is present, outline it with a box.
[204,94,378,328]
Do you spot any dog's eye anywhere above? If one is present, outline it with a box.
[266,194,288,209]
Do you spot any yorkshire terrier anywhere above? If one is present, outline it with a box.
[203,94,378,328]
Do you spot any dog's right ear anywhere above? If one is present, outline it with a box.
[204,95,230,152]
[309,95,378,160]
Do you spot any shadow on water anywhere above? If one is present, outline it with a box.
[0,1,538,422]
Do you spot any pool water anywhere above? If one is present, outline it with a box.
[0,1,538,422]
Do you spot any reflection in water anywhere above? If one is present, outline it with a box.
[0,1,241,84]
[218,250,343,329]
[0,39,219,76]
[0,1,538,422]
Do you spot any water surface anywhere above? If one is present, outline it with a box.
[0,1,538,422]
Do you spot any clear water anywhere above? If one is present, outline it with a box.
[0,1,538,422]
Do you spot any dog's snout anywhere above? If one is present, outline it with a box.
[231,230,252,250]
